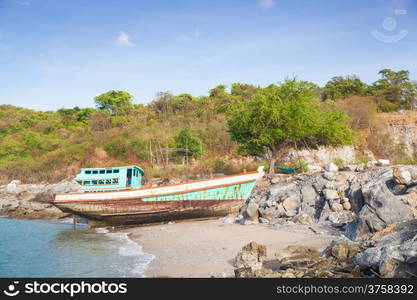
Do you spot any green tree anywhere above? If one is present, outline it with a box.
[94,90,133,116]
[227,79,354,174]
[321,75,369,100]
[372,69,417,111]
[174,128,203,158]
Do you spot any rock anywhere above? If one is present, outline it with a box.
[343,201,351,210]
[352,219,417,277]
[323,189,339,200]
[282,195,299,217]
[323,240,363,261]
[328,210,356,227]
[323,172,335,181]
[234,267,253,278]
[346,167,416,240]
[331,243,349,260]
[244,202,259,222]
[234,267,281,278]
[325,163,339,172]
[366,160,378,168]
[275,246,320,269]
[343,165,358,172]
[330,203,343,212]
[291,213,313,225]
[216,272,228,278]
[45,180,81,195]
[221,214,237,224]
[258,203,286,220]
[5,180,22,194]
[299,185,317,216]
[234,242,267,271]
[307,165,323,172]
[377,159,390,166]
[393,167,412,185]
[341,197,349,203]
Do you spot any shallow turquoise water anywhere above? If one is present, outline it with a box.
[0,218,154,277]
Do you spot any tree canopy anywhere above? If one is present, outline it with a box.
[94,90,133,116]
[227,79,354,174]
[321,75,369,100]
[372,69,417,111]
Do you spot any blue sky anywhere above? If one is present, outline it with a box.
[0,0,416,111]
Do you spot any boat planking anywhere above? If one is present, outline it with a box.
[53,165,264,227]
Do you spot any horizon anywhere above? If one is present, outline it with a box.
[1,0,416,111]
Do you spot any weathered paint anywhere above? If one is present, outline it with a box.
[54,166,264,226]
[75,165,144,192]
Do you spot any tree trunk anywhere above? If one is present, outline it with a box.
[269,156,276,175]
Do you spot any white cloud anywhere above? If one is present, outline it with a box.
[116,31,135,47]
[179,28,202,41]
[258,0,276,8]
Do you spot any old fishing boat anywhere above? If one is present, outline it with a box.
[53,165,264,226]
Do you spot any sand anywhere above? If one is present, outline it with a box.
[122,219,336,278]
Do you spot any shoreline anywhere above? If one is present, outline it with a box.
[121,219,336,278]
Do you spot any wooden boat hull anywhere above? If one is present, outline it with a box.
[54,167,264,226]
[54,198,244,227]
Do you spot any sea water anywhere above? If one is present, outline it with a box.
[0,218,154,277]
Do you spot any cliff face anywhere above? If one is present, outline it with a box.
[381,112,417,157]
[367,112,417,159]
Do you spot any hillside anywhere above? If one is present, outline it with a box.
[1,71,416,184]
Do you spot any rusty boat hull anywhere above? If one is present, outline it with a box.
[54,167,264,226]
[54,198,245,227]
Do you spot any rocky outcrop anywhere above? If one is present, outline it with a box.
[234,220,417,278]
[346,166,417,240]
[234,241,365,278]
[234,242,267,272]
[353,219,417,277]
[0,179,80,220]
[241,165,417,241]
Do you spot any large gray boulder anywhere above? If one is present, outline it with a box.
[352,219,417,277]
[346,166,417,240]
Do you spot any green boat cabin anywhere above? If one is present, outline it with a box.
[74,166,145,192]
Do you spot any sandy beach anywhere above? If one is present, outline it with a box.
[122,219,336,278]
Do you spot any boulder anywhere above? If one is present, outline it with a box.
[323,240,363,261]
[343,201,352,210]
[291,213,313,225]
[328,210,356,227]
[346,167,416,240]
[325,163,339,172]
[275,246,320,269]
[5,180,22,194]
[234,242,267,271]
[323,172,335,181]
[244,202,259,222]
[330,203,343,212]
[282,195,299,217]
[323,189,339,201]
[352,220,417,277]
[307,165,323,172]
[393,167,412,185]
[377,159,390,166]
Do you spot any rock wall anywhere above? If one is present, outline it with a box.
[283,145,357,166]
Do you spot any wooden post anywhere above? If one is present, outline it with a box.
[73,215,77,230]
